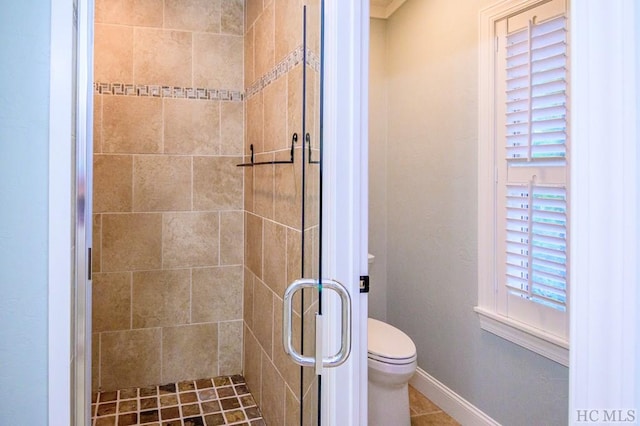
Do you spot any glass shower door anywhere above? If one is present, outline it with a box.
[283,2,352,425]
[301,1,321,424]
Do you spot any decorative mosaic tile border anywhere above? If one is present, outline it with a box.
[94,82,244,102]
[245,45,321,100]
[93,46,320,103]
[307,48,321,74]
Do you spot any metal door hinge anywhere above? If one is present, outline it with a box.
[88,248,92,280]
[359,276,369,293]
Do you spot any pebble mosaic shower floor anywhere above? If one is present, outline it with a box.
[91,375,265,426]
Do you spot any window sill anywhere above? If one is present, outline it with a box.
[474,306,569,367]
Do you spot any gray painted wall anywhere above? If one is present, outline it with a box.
[372,0,570,424]
[368,18,389,322]
[0,1,51,424]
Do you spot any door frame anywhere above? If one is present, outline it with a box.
[49,0,371,424]
[320,0,369,424]
[568,0,640,419]
[71,0,94,423]
[48,0,74,424]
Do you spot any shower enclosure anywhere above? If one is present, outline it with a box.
[76,0,343,424]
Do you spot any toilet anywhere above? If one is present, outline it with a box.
[367,318,417,426]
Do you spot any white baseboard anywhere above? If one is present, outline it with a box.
[409,367,500,426]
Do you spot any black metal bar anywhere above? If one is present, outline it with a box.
[300,7,308,426]
[306,133,319,164]
[236,133,298,167]
[236,144,255,167]
[316,2,325,424]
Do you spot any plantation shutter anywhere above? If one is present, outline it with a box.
[495,0,569,339]
[505,184,567,311]
[505,15,567,163]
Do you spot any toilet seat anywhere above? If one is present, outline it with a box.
[367,318,417,365]
[368,352,417,365]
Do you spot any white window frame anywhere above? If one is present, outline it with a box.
[476,0,569,366]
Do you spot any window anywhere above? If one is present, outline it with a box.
[476,0,569,366]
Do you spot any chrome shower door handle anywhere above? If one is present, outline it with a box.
[320,279,352,368]
[282,278,317,367]
[282,278,352,371]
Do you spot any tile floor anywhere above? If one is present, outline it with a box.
[91,375,264,426]
[92,376,456,425]
[409,385,460,425]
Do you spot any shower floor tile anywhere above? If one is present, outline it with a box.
[92,375,266,426]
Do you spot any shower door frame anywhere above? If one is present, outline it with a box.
[71,0,94,424]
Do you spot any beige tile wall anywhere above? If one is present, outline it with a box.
[92,0,245,392]
[241,1,321,425]
[93,1,319,419]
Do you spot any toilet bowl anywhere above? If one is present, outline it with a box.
[367,318,417,426]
